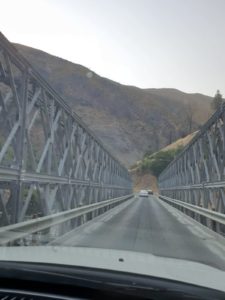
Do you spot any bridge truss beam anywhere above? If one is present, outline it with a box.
[0,33,132,239]
[158,103,225,235]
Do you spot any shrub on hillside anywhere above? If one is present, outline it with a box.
[139,146,183,177]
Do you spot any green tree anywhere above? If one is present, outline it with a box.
[211,90,223,110]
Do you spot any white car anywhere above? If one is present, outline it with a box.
[139,190,148,197]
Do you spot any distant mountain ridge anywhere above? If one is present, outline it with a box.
[14,43,213,166]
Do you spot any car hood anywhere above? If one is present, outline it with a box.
[0,246,224,292]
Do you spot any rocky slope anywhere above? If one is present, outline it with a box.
[14,44,213,166]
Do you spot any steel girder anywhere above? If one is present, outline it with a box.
[0,33,132,234]
[158,104,225,234]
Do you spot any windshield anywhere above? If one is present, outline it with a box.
[1,0,225,294]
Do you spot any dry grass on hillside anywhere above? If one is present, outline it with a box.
[162,131,198,151]
[131,131,197,193]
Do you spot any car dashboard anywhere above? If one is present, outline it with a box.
[0,262,224,300]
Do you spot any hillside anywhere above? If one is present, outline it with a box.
[161,131,198,151]
[131,131,197,192]
[14,44,213,166]
[131,131,198,170]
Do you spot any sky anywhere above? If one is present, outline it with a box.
[1,0,225,96]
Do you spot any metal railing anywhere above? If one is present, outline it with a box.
[0,32,132,242]
[159,195,225,231]
[158,103,225,235]
[0,194,133,245]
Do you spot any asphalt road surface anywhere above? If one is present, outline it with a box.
[53,195,225,270]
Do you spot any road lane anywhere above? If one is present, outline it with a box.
[54,196,225,270]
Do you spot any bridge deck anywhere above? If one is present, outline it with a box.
[51,196,225,271]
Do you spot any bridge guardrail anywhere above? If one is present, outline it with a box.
[0,194,133,245]
[159,195,225,228]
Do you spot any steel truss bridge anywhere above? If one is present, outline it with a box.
[0,32,225,255]
[0,33,132,245]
